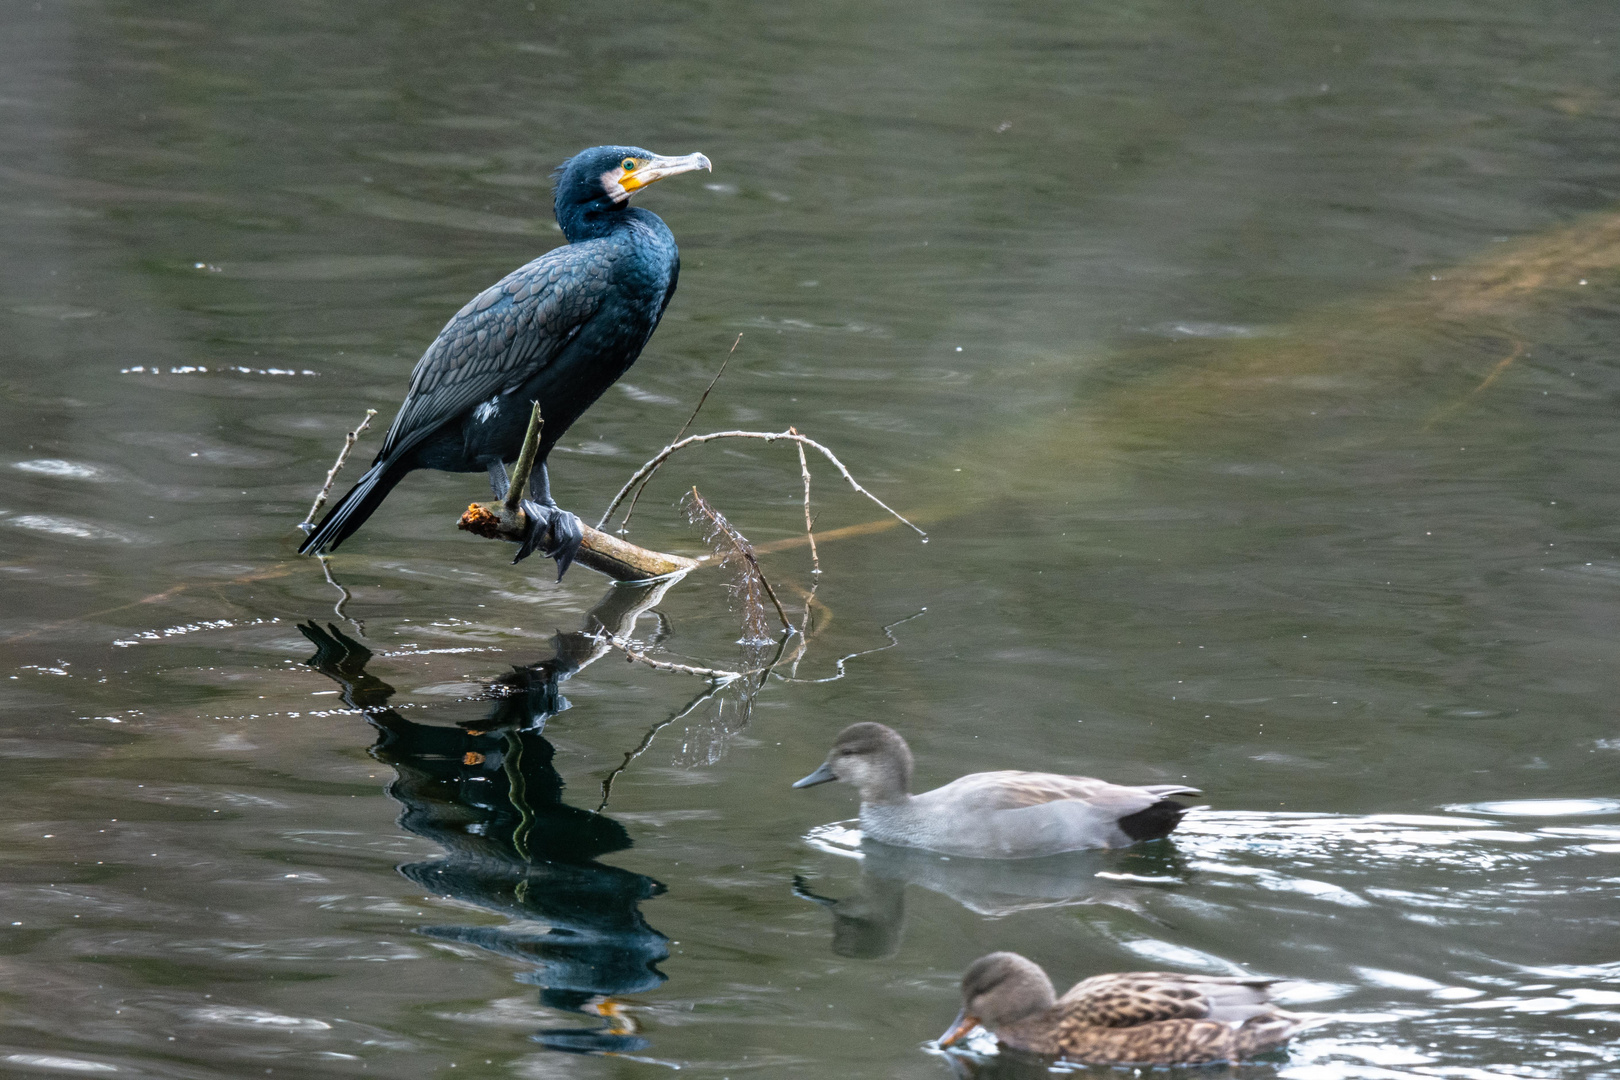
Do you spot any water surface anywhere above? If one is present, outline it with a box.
[3,1,1619,1078]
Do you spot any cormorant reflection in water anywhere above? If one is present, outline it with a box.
[300,619,667,1055]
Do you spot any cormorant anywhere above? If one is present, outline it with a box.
[299,144,712,576]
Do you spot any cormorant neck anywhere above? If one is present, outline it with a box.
[556,196,630,243]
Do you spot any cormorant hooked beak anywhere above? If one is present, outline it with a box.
[609,152,712,202]
[937,1008,978,1049]
[791,761,837,788]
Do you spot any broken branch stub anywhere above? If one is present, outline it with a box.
[503,402,543,514]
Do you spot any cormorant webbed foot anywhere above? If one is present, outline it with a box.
[514,499,585,579]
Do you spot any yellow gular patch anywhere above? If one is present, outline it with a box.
[618,162,648,191]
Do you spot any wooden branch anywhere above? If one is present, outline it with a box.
[458,502,699,581]
[458,397,698,581]
[503,402,542,513]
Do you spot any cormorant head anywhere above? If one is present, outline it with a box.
[553,145,711,237]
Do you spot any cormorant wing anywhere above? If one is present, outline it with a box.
[376,241,613,460]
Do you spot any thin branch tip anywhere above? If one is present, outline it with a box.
[617,332,743,534]
[301,407,379,530]
[597,428,926,542]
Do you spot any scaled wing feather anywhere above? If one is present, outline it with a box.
[1057,973,1281,1029]
[377,244,610,460]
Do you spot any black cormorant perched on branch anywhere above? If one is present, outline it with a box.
[299,144,712,576]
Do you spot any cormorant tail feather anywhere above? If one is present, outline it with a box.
[299,459,407,555]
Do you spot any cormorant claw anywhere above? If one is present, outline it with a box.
[514,499,585,580]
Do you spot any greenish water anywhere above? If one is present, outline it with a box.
[3,1,1619,1078]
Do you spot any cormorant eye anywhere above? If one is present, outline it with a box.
[621,158,637,171]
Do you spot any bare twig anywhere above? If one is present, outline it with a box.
[677,333,742,444]
[503,402,543,513]
[789,425,820,574]
[301,408,377,530]
[685,487,794,637]
[617,333,741,534]
[586,601,799,692]
[597,429,927,541]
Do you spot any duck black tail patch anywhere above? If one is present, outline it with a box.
[1118,799,1187,842]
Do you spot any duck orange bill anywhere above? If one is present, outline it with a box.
[938,1008,979,1048]
[792,762,837,788]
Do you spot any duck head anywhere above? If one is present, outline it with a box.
[792,721,914,805]
[939,951,1058,1048]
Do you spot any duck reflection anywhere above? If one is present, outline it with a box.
[936,1046,1276,1080]
[300,576,685,1055]
[795,839,1185,959]
[932,1044,1067,1080]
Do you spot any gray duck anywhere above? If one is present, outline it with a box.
[793,722,1198,859]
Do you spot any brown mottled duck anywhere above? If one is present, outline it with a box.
[939,952,1320,1066]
